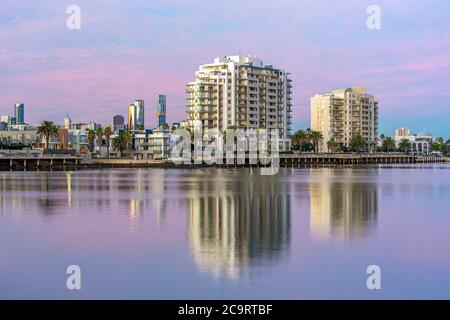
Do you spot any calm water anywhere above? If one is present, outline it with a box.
[1,165,450,299]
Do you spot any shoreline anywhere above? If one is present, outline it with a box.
[0,155,448,171]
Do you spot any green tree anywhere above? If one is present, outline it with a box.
[350,134,367,153]
[309,130,323,154]
[104,126,112,158]
[399,138,411,153]
[87,129,96,152]
[291,129,308,153]
[433,139,449,155]
[37,120,58,150]
[382,136,396,153]
[327,138,339,153]
[96,128,103,150]
[112,130,132,157]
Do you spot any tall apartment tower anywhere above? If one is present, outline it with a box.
[14,103,24,125]
[310,86,378,152]
[186,55,292,151]
[157,94,167,128]
[128,100,145,130]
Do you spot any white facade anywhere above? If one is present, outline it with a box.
[132,129,171,160]
[186,55,292,151]
[394,128,435,154]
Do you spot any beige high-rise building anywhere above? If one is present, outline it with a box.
[310,86,378,152]
[186,55,293,151]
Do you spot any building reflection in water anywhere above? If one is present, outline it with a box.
[309,168,378,239]
[0,170,171,225]
[187,171,291,279]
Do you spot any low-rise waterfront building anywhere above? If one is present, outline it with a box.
[0,129,39,147]
[394,127,435,154]
[130,128,172,160]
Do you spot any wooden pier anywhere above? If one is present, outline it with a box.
[0,154,445,171]
[278,154,444,166]
[0,156,82,171]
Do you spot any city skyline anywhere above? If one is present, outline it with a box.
[1,1,450,137]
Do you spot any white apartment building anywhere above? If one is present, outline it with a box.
[186,55,293,151]
[131,128,172,160]
[310,86,378,152]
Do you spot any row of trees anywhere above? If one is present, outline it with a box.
[291,129,369,153]
[432,137,450,155]
[87,126,113,155]
[291,129,450,155]
[36,121,131,157]
[291,129,324,153]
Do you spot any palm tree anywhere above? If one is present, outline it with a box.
[382,136,396,153]
[87,129,96,152]
[123,130,132,154]
[104,126,112,158]
[96,128,103,155]
[112,135,126,157]
[309,130,323,154]
[399,138,411,153]
[112,130,132,157]
[350,134,367,153]
[291,129,308,153]
[433,139,449,155]
[37,121,58,151]
[138,124,145,131]
[327,138,339,153]
[223,125,238,141]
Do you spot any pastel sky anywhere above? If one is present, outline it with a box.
[1,0,449,137]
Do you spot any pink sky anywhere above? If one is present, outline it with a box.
[1,0,449,136]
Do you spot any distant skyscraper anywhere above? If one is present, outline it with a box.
[113,114,125,132]
[157,95,167,128]
[10,117,17,125]
[0,115,9,131]
[64,114,72,129]
[0,115,10,124]
[128,104,136,130]
[128,100,145,130]
[14,103,24,125]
